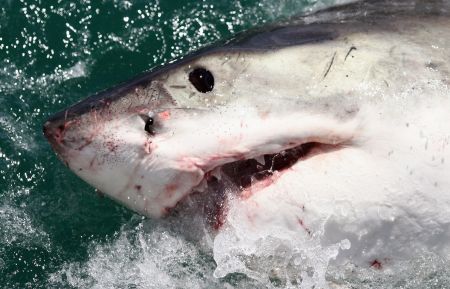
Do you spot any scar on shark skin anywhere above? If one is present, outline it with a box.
[345,46,357,61]
[297,218,312,236]
[169,85,187,89]
[323,52,337,79]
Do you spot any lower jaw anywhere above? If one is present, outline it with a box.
[173,142,342,230]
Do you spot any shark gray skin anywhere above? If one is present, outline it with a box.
[44,0,450,270]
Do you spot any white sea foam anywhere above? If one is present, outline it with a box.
[48,215,260,289]
[47,207,450,289]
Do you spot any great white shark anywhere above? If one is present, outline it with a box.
[44,0,450,274]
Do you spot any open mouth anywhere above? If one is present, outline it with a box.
[177,142,339,230]
[220,142,320,190]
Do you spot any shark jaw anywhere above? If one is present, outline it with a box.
[44,101,357,219]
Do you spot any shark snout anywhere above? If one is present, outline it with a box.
[43,109,87,155]
[43,114,70,155]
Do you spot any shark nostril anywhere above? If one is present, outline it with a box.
[43,124,50,136]
[43,121,56,139]
[43,122,67,144]
[43,119,67,138]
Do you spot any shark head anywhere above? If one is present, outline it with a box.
[43,23,361,218]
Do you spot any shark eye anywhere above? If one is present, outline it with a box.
[144,117,154,135]
[189,68,214,93]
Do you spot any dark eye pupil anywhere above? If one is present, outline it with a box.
[189,68,214,93]
[145,117,154,135]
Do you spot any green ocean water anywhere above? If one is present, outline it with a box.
[0,1,333,288]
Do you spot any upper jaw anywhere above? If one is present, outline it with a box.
[142,108,358,216]
[44,99,359,219]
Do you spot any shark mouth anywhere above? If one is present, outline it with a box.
[219,142,320,190]
[181,142,337,230]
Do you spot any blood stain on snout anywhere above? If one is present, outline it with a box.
[165,184,178,198]
[52,125,66,144]
[158,110,171,120]
[106,141,119,152]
